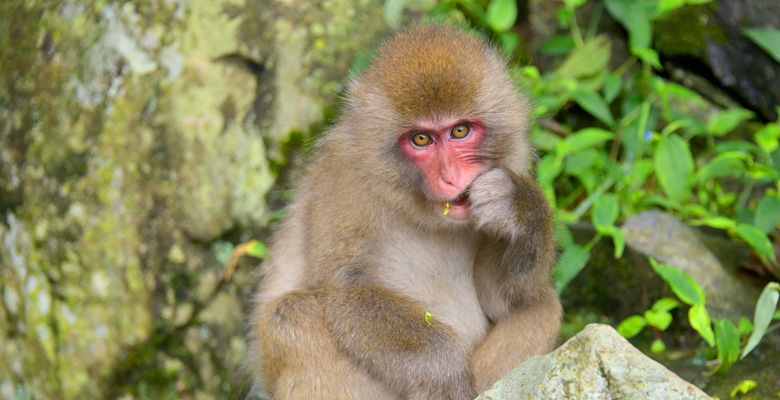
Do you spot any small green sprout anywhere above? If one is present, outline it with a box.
[731,380,757,397]
[444,202,451,216]
[425,310,433,325]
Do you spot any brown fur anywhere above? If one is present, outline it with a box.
[249,24,561,399]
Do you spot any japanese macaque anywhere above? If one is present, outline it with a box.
[249,24,561,399]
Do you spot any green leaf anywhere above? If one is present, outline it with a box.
[555,223,575,248]
[755,123,780,153]
[554,245,591,294]
[690,217,738,230]
[735,223,776,263]
[572,89,616,127]
[689,304,716,347]
[530,126,561,152]
[496,32,520,56]
[712,319,740,374]
[563,0,587,8]
[657,0,687,15]
[610,228,625,259]
[741,282,780,359]
[605,0,653,50]
[557,36,612,79]
[245,240,268,258]
[743,28,780,63]
[571,88,615,126]
[645,310,673,331]
[537,154,564,188]
[694,152,748,183]
[563,128,615,153]
[564,149,599,174]
[707,108,755,136]
[650,338,666,353]
[754,195,780,234]
[747,162,780,182]
[652,297,681,312]
[632,47,662,70]
[685,204,710,218]
[660,82,705,104]
[730,380,757,398]
[738,316,754,337]
[715,140,763,155]
[654,135,694,202]
[592,193,619,228]
[485,0,518,32]
[650,259,706,306]
[617,315,646,338]
[540,35,576,56]
[604,73,622,103]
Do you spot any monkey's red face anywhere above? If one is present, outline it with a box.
[398,118,486,221]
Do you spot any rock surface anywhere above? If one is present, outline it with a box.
[478,324,711,400]
[0,0,386,398]
[655,0,780,121]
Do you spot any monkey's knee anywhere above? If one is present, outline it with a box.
[259,291,329,349]
[256,292,327,387]
[257,292,396,399]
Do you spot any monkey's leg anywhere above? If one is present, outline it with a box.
[257,291,397,400]
[318,284,477,400]
[470,287,561,393]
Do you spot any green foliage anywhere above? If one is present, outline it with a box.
[619,265,780,374]
[741,282,780,359]
[617,315,646,338]
[554,244,591,294]
[712,319,740,374]
[431,0,780,377]
[428,0,520,55]
[730,380,757,398]
[245,240,268,258]
[485,0,517,32]
[654,135,694,202]
[650,259,705,305]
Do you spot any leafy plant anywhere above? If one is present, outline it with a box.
[428,0,780,376]
[428,0,521,55]
[617,261,780,374]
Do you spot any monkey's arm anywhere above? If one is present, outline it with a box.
[469,168,562,392]
[469,286,561,392]
[317,284,476,400]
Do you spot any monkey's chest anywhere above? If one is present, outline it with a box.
[376,229,489,349]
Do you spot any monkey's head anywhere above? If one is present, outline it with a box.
[339,24,531,224]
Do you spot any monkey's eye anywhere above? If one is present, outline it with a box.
[411,132,432,147]
[451,124,470,139]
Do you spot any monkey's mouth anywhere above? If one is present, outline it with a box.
[449,190,470,206]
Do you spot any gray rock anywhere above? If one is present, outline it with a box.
[478,324,711,400]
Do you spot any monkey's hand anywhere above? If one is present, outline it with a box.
[469,168,552,244]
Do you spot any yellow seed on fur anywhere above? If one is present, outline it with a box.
[444,202,451,216]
